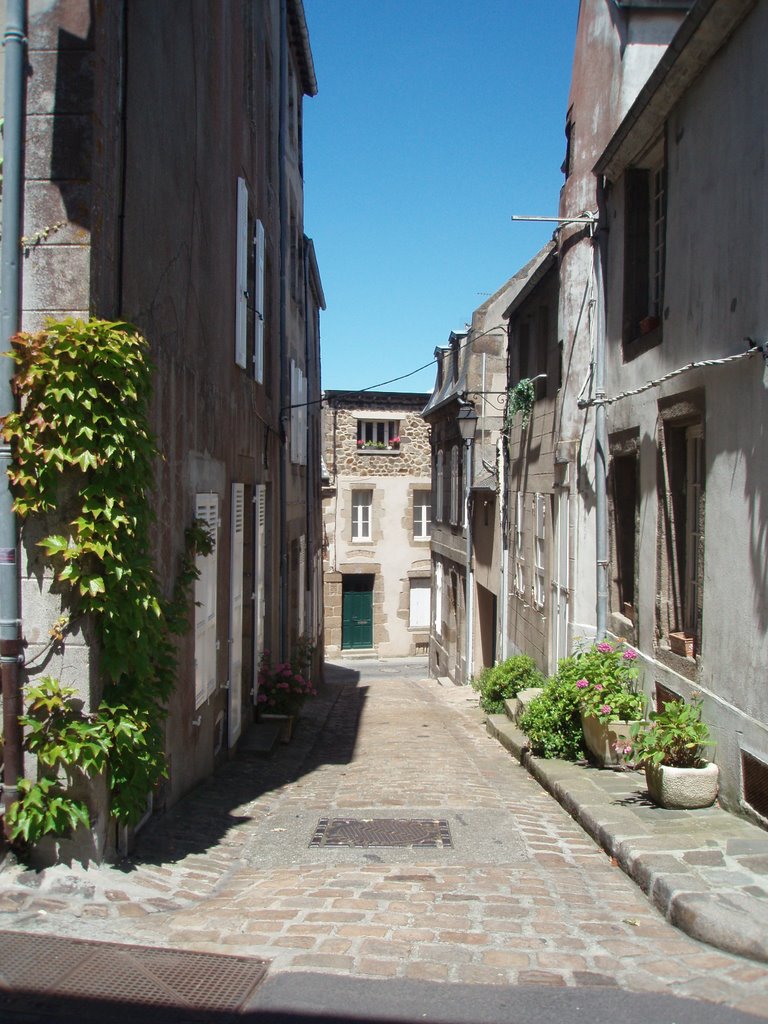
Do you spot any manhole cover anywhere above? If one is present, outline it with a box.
[309,817,453,848]
[0,931,268,1019]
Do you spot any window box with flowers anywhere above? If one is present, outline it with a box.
[257,651,317,741]
[356,419,401,453]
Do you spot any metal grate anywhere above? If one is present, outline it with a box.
[742,750,768,821]
[309,817,452,848]
[0,931,267,1014]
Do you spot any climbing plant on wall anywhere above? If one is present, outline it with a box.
[1,318,211,844]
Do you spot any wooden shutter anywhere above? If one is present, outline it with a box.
[228,483,245,746]
[194,493,219,708]
[235,178,249,369]
[252,484,266,702]
[254,219,265,382]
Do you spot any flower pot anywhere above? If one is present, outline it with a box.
[581,713,641,767]
[668,631,695,658]
[260,713,295,743]
[645,761,719,809]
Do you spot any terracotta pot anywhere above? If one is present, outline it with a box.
[645,761,719,809]
[581,713,640,767]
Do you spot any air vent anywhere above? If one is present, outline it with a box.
[742,750,768,821]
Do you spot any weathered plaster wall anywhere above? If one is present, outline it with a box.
[602,2,768,816]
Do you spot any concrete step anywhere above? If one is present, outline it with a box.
[503,686,544,725]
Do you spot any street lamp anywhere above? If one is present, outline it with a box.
[457,402,477,684]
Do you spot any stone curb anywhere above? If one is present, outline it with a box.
[485,714,768,964]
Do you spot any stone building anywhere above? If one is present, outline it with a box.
[322,391,432,659]
[0,0,323,860]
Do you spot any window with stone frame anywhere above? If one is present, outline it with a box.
[413,489,431,541]
[609,433,640,624]
[351,488,373,542]
[623,139,666,357]
[657,403,705,657]
[357,419,400,451]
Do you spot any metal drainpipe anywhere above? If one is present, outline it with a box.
[0,0,27,830]
[303,243,312,646]
[277,0,289,662]
[592,231,609,640]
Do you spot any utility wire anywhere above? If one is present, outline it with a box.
[578,343,765,409]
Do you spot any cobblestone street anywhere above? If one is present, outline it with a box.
[1,660,767,1019]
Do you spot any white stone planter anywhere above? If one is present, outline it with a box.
[645,761,719,809]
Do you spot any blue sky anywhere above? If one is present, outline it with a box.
[302,1,580,395]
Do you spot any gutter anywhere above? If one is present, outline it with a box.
[278,0,289,661]
[0,0,26,831]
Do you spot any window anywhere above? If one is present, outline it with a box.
[409,578,430,629]
[658,417,704,653]
[514,492,525,597]
[228,483,244,747]
[450,445,460,526]
[623,147,666,352]
[533,493,546,609]
[351,489,372,542]
[290,360,307,465]
[235,177,265,381]
[435,450,444,523]
[194,493,219,709]
[611,449,639,619]
[253,484,267,684]
[413,489,431,540]
[357,419,400,451]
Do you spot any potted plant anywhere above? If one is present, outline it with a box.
[256,651,317,741]
[628,697,718,809]
[571,641,644,767]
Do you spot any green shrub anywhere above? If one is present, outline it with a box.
[518,672,585,760]
[471,655,544,714]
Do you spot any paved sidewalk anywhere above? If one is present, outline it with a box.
[486,713,768,964]
[0,658,766,1019]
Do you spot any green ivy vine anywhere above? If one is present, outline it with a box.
[505,378,537,432]
[1,318,211,845]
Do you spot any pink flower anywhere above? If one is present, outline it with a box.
[623,650,637,660]
[576,679,589,689]
[593,683,604,692]
[596,642,613,653]
[600,704,612,716]
[357,439,363,446]
[256,692,268,704]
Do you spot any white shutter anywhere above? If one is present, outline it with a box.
[290,360,299,464]
[235,178,249,369]
[434,562,443,637]
[298,534,306,636]
[252,484,266,702]
[515,492,525,597]
[228,483,245,746]
[194,493,219,709]
[254,219,265,382]
[409,578,430,629]
[534,493,546,609]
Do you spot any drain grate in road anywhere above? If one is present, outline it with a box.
[309,817,453,848]
[0,930,268,1018]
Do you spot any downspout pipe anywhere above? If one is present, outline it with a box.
[278,0,289,662]
[592,229,609,640]
[0,0,27,829]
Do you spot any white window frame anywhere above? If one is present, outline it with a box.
[413,489,431,541]
[351,489,372,542]
[194,493,219,709]
[514,491,525,598]
[684,425,704,634]
[533,493,546,610]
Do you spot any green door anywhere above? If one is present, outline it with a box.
[342,575,374,650]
